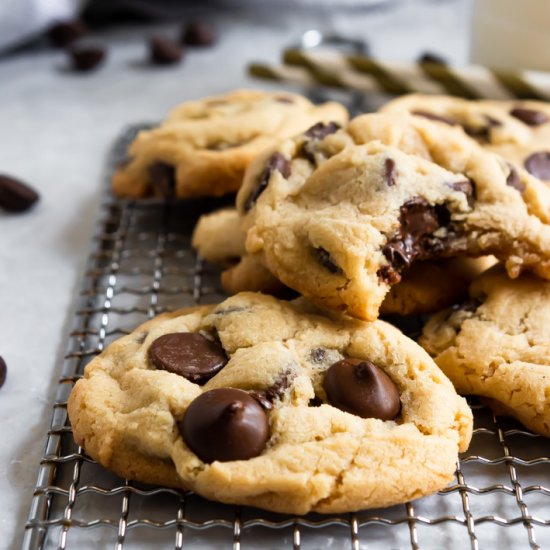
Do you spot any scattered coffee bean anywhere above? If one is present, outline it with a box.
[0,356,6,389]
[148,162,176,197]
[70,46,106,72]
[313,247,342,274]
[323,358,401,420]
[244,152,290,211]
[182,21,217,47]
[150,36,183,65]
[384,158,397,186]
[0,174,40,212]
[304,121,340,141]
[506,165,525,192]
[411,110,457,126]
[47,20,87,48]
[510,108,548,126]
[524,151,550,180]
[148,332,227,384]
[180,388,269,463]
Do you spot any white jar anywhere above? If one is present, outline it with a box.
[470,0,550,71]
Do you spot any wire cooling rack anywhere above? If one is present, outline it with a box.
[22,121,550,550]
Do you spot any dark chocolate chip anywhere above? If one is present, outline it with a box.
[47,20,87,48]
[304,121,340,140]
[244,152,290,211]
[148,162,176,197]
[0,356,6,389]
[400,197,445,237]
[180,388,269,463]
[510,107,549,126]
[323,358,401,420]
[249,371,294,410]
[313,247,342,274]
[0,174,40,212]
[150,36,183,65]
[384,158,397,186]
[506,165,525,192]
[418,52,448,65]
[463,115,501,143]
[70,47,106,72]
[411,110,457,126]
[309,396,323,407]
[448,179,476,206]
[181,21,217,46]
[524,151,550,180]
[148,332,227,384]
[310,348,326,363]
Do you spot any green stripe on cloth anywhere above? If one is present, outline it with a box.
[420,62,479,99]
[491,70,547,100]
[248,64,284,81]
[283,50,348,89]
[347,55,412,95]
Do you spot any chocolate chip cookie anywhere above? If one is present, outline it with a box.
[68,292,472,514]
[192,207,495,314]
[420,267,550,437]
[237,114,550,320]
[382,94,550,184]
[112,89,348,199]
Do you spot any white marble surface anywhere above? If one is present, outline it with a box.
[0,1,478,547]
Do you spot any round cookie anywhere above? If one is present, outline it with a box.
[68,292,472,514]
[419,267,550,437]
[381,94,550,184]
[236,113,550,321]
[112,89,348,199]
[192,207,495,314]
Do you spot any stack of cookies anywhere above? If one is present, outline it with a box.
[68,89,550,515]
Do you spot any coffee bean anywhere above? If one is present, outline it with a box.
[0,356,6,389]
[524,151,550,180]
[182,21,217,47]
[148,332,227,384]
[506,165,525,192]
[148,162,176,197]
[510,108,549,126]
[313,247,342,274]
[384,158,397,186]
[180,388,269,463]
[150,36,183,65]
[0,174,40,212]
[70,47,106,72]
[244,152,290,211]
[411,110,457,126]
[304,121,340,141]
[323,358,401,420]
[47,20,87,48]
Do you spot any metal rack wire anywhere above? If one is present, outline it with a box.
[22,124,550,550]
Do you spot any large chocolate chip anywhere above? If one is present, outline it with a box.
[181,21,217,46]
[148,332,227,384]
[148,162,176,197]
[180,388,269,463]
[510,108,549,126]
[448,179,476,207]
[384,158,397,186]
[244,153,290,211]
[47,20,87,47]
[524,151,550,180]
[0,356,6,389]
[304,121,340,141]
[400,197,445,237]
[313,247,342,274]
[150,36,183,65]
[411,110,457,126]
[70,47,106,72]
[0,175,40,212]
[506,165,525,192]
[323,358,401,420]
